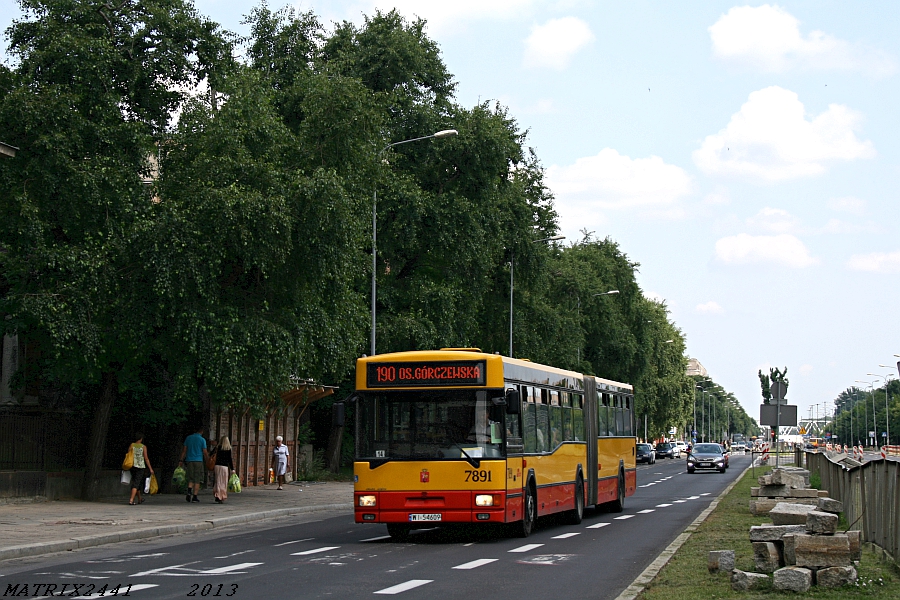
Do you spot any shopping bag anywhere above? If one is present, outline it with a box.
[172,466,187,494]
[120,470,131,485]
[144,476,151,494]
[228,472,242,493]
[206,450,216,471]
[149,474,159,494]
[122,446,134,470]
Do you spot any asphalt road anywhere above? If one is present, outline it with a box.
[1,453,751,600]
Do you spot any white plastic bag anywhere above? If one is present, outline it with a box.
[143,477,151,494]
[120,470,131,485]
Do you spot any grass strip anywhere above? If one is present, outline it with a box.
[637,464,900,599]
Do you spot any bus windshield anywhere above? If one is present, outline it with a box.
[356,390,507,461]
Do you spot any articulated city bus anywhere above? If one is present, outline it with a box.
[351,349,636,539]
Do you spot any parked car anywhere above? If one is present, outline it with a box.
[674,440,688,455]
[656,442,680,459]
[637,443,656,464]
[687,443,727,473]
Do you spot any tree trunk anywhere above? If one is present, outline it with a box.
[325,424,343,474]
[81,370,117,500]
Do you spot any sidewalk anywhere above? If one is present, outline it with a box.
[0,481,354,562]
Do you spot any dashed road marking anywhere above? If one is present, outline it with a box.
[199,563,263,574]
[359,536,392,542]
[453,559,498,570]
[374,580,433,594]
[638,509,655,514]
[700,492,711,496]
[274,538,314,546]
[672,500,686,503]
[509,543,544,553]
[292,547,340,556]
[614,515,634,520]
[656,503,673,507]
[587,522,610,529]
[552,532,581,539]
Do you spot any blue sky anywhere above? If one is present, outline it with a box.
[3,2,899,426]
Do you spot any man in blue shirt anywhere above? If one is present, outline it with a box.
[178,425,210,502]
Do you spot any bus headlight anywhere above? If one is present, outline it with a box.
[475,494,494,507]
[358,495,377,507]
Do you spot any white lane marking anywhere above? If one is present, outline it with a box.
[374,580,433,594]
[614,515,634,520]
[587,522,610,529]
[214,550,255,559]
[638,509,655,514]
[552,532,581,539]
[672,500,687,503]
[359,536,392,542]
[200,563,262,574]
[463,542,476,547]
[700,492,711,496]
[292,546,340,556]
[453,559,498,570]
[68,584,159,599]
[509,543,544,553]
[274,538,314,547]
[687,495,701,500]
[656,503,673,507]
[131,563,195,577]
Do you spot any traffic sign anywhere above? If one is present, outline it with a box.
[799,427,806,434]
[770,380,787,401]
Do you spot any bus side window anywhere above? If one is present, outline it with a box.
[598,393,609,437]
[561,391,573,441]
[614,395,624,436]
[537,388,550,453]
[522,386,537,453]
[572,393,584,441]
[549,390,562,449]
[624,395,634,436]
[506,385,523,448]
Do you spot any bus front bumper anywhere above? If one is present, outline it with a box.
[354,490,509,524]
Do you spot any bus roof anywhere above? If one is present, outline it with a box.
[356,349,633,394]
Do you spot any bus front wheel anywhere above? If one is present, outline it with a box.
[516,484,537,537]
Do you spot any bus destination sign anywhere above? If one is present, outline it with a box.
[367,361,487,388]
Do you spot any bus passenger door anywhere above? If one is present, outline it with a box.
[505,385,526,522]
[584,378,598,507]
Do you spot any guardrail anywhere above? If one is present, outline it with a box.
[801,449,900,566]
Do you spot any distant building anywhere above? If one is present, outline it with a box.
[686,358,707,377]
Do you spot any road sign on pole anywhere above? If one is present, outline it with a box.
[770,380,787,402]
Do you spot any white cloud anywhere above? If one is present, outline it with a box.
[799,364,814,376]
[704,188,731,205]
[746,207,800,234]
[828,196,867,214]
[846,251,900,274]
[547,148,692,210]
[715,233,819,267]
[523,17,594,69]
[693,86,875,182]
[709,4,896,76]
[696,301,725,315]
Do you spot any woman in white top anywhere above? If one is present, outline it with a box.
[272,436,290,490]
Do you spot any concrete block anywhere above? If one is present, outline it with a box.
[817,490,829,497]
[806,510,838,535]
[731,570,769,591]
[817,565,857,588]
[817,497,843,514]
[793,533,851,568]
[771,468,809,488]
[752,484,790,497]
[753,541,782,573]
[770,502,817,525]
[785,488,820,498]
[758,475,773,486]
[847,530,861,561]
[708,550,735,573]
[783,534,796,565]
[773,566,812,592]
[750,524,807,542]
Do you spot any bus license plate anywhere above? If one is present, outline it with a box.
[409,513,441,522]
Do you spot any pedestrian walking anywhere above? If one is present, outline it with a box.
[272,436,289,490]
[178,425,210,502]
[213,436,235,503]
[128,433,153,506]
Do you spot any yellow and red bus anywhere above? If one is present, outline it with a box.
[351,349,636,538]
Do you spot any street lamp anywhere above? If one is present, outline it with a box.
[370,129,458,356]
[856,380,873,448]
[879,365,895,444]
[868,373,889,448]
[509,235,566,357]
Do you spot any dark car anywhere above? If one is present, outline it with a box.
[687,443,727,473]
[656,442,678,459]
[637,443,656,464]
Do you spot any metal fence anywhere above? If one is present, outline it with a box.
[802,450,900,564]
[0,411,88,471]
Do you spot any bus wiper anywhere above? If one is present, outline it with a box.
[450,442,481,468]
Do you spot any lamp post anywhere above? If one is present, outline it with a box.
[508,235,566,357]
[371,129,458,356]
[879,365,895,445]
[856,380,873,448]
[868,373,889,448]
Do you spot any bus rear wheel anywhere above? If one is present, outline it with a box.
[516,484,537,537]
[567,474,584,524]
[608,470,625,513]
[387,523,411,541]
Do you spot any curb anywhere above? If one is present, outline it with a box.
[0,503,353,562]
[614,464,752,600]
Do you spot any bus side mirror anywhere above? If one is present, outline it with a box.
[505,389,521,415]
[332,402,346,428]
